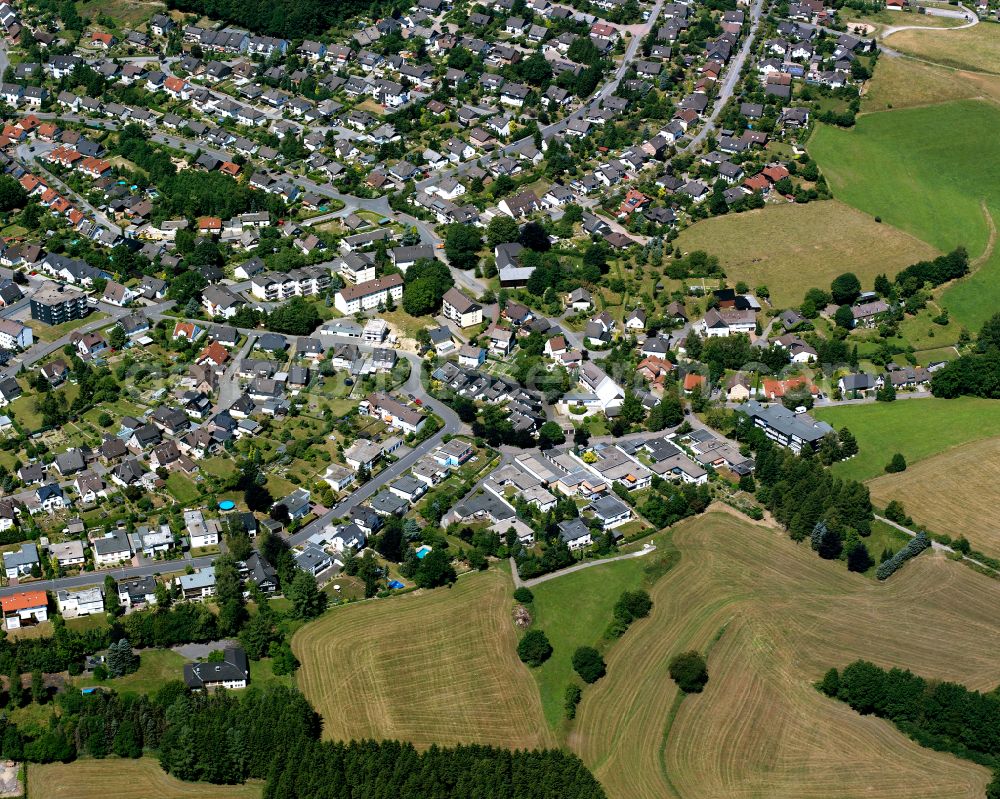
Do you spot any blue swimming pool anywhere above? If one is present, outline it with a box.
[388,580,404,589]
[415,545,432,559]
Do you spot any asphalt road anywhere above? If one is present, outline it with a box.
[682,0,765,152]
[0,556,216,597]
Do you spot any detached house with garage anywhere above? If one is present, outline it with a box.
[359,392,426,435]
[184,645,249,690]
[2,590,47,629]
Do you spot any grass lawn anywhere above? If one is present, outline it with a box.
[293,569,554,750]
[893,303,963,351]
[75,648,187,694]
[674,200,938,307]
[528,555,651,730]
[200,456,236,478]
[8,383,80,432]
[814,397,1000,482]
[165,472,200,505]
[65,613,110,634]
[863,519,913,576]
[29,757,261,799]
[249,656,294,689]
[572,510,1000,799]
[888,21,1000,75]
[810,100,1000,256]
[27,312,108,343]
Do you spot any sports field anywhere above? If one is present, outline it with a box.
[889,22,1000,75]
[815,397,1000,482]
[674,201,938,307]
[810,100,999,256]
[569,511,1000,799]
[29,757,261,799]
[292,570,554,749]
[869,436,1000,554]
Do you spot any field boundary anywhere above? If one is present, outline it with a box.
[971,202,996,266]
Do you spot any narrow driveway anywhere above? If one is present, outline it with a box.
[510,542,657,588]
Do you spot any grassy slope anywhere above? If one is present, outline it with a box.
[888,22,1000,75]
[292,569,554,750]
[674,200,938,307]
[810,100,998,255]
[811,100,1000,329]
[570,511,1000,799]
[814,397,1000,482]
[29,757,261,799]
[861,55,1000,113]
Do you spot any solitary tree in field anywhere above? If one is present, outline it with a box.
[668,651,708,693]
[885,453,907,474]
[518,629,553,667]
[572,647,606,684]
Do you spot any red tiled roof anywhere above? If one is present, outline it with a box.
[2,590,46,612]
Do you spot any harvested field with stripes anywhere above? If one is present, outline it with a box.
[28,757,261,799]
[569,511,1000,799]
[293,569,554,749]
[869,436,1000,556]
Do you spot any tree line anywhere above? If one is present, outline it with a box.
[821,659,1000,796]
[167,0,393,39]
[734,414,874,572]
[0,679,606,798]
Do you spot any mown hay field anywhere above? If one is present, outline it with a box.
[673,200,937,307]
[292,569,554,749]
[29,757,261,799]
[869,436,1000,555]
[570,511,1000,799]
[861,56,1000,113]
[889,22,1000,76]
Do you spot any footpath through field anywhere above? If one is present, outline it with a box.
[874,513,1000,575]
[510,543,657,589]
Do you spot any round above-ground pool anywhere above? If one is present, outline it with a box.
[218,500,236,511]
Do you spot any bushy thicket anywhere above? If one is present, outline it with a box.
[875,531,930,581]
[931,313,1000,399]
[893,248,968,296]
[607,590,653,638]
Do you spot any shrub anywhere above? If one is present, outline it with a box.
[608,590,653,637]
[517,629,553,667]
[564,684,582,719]
[883,500,909,524]
[572,646,606,684]
[819,667,840,697]
[513,587,535,604]
[668,650,708,693]
[884,453,907,473]
[876,532,931,580]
